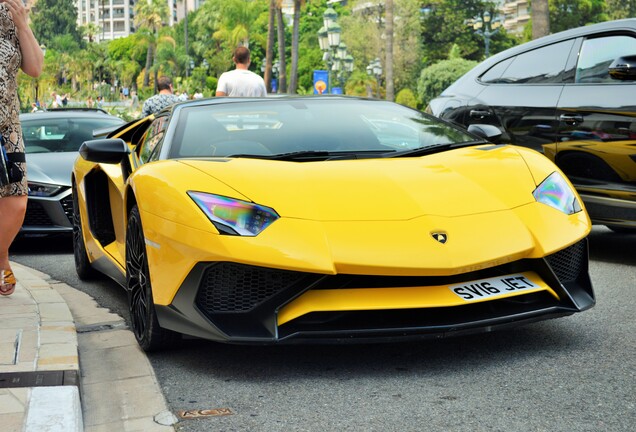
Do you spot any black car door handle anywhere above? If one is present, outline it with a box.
[469,109,491,118]
[559,114,584,124]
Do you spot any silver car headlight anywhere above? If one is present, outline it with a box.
[533,172,582,215]
[188,191,279,236]
[28,181,63,197]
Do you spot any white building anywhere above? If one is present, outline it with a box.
[76,0,136,42]
[500,0,530,35]
[75,0,205,42]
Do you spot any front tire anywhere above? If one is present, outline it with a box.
[72,182,98,280]
[126,204,180,351]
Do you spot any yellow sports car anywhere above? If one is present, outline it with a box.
[72,96,595,351]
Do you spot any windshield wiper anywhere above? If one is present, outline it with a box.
[227,150,394,161]
[385,141,484,158]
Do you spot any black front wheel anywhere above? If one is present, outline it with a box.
[126,204,180,351]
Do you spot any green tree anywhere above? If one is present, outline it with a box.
[419,1,518,63]
[606,0,636,20]
[549,0,608,34]
[342,0,423,99]
[109,35,146,91]
[80,23,101,44]
[134,0,169,88]
[395,88,417,108]
[30,0,81,49]
[192,0,268,84]
[417,57,477,107]
[294,1,327,93]
[421,0,491,63]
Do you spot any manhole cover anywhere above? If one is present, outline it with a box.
[177,408,233,419]
[0,370,78,389]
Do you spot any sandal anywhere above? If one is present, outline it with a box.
[0,269,16,296]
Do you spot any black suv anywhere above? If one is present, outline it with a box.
[428,19,636,232]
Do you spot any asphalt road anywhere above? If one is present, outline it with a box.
[10,226,636,432]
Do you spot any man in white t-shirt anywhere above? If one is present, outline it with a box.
[215,46,267,97]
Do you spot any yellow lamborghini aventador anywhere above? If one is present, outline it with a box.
[71,96,595,351]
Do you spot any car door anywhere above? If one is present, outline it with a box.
[554,33,636,228]
[463,40,576,152]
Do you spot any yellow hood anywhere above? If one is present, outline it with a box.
[180,145,536,221]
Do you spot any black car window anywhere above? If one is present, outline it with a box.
[479,57,513,83]
[22,117,123,153]
[170,100,476,159]
[576,35,636,83]
[138,116,168,163]
[492,40,574,84]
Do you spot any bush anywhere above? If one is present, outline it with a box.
[395,88,417,109]
[417,58,478,107]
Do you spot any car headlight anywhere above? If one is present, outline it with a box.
[188,192,279,236]
[28,182,63,197]
[533,172,582,215]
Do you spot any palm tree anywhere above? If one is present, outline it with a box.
[210,0,266,49]
[276,6,287,93]
[264,0,277,92]
[288,0,305,94]
[134,0,168,88]
[532,0,549,39]
[384,0,394,101]
[80,22,101,44]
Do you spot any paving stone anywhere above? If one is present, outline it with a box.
[0,388,28,414]
[39,302,74,322]
[79,344,154,384]
[82,376,169,426]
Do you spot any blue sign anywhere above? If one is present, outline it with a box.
[331,87,343,95]
[313,70,328,94]
[271,78,278,93]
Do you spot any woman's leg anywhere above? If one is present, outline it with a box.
[0,195,27,294]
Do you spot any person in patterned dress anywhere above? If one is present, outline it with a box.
[0,0,43,296]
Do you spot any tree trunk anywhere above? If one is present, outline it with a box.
[143,44,153,88]
[276,7,287,93]
[532,0,550,39]
[385,0,394,101]
[288,0,301,94]
[264,0,276,92]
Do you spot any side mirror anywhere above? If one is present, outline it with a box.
[609,55,636,81]
[467,124,502,143]
[79,138,130,164]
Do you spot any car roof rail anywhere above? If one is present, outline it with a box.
[45,107,110,114]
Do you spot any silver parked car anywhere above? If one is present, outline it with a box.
[20,108,124,236]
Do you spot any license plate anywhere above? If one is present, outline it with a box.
[449,273,540,302]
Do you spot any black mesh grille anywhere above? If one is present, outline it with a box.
[196,263,308,313]
[545,240,586,283]
[61,194,74,224]
[25,201,53,226]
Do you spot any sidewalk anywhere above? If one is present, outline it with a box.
[0,262,178,432]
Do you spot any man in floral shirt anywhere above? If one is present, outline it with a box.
[141,76,180,117]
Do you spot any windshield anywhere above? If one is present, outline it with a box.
[22,117,124,154]
[171,99,476,159]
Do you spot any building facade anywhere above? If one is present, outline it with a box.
[74,0,205,42]
[501,0,530,35]
[76,0,136,42]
